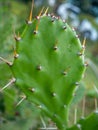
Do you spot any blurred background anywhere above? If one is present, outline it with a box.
[0,0,98,129]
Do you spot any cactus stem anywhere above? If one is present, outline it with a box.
[27,0,34,24]
[16,95,26,106]
[0,57,12,66]
[0,78,16,92]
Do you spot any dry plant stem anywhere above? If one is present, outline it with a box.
[40,116,47,130]
[82,96,86,117]
[74,108,77,124]
[39,128,57,130]
[88,58,98,78]
[94,98,97,111]
[94,85,98,94]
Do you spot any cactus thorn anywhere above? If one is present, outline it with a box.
[75,82,79,86]
[82,37,86,49]
[27,0,34,24]
[14,32,21,41]
[35,22,39,34]
[0,78,16,92]
[52,93,56,97]
[63,26,67,30]
[44,7,49,16]
[72,27,77,31]
[51,18,55,23]
[62,71,67,76]
[33,30,38,34]
[16,95,26,107]
[77,51,83,56]
[31,88,35,92]
[76,34,80,38]
[38,105,42,109]
[84,61,88,67]
[13,48,19,58]
[0,57,12,66]
[62,67,70,76]
[53,41,58,50]
[62,19,66,23]
[53,45,58,50]
[36,65,42,71]
[38,7,45,17]
[29,87,35,93]
[35,7,46,33]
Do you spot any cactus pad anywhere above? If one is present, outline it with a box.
[10,12,85,130]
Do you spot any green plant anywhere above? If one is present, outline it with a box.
[0,3,98,130]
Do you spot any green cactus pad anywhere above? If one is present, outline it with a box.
[11,13,85,130]
[67,111,98,130]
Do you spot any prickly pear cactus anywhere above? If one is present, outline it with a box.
[1,9,86,130]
